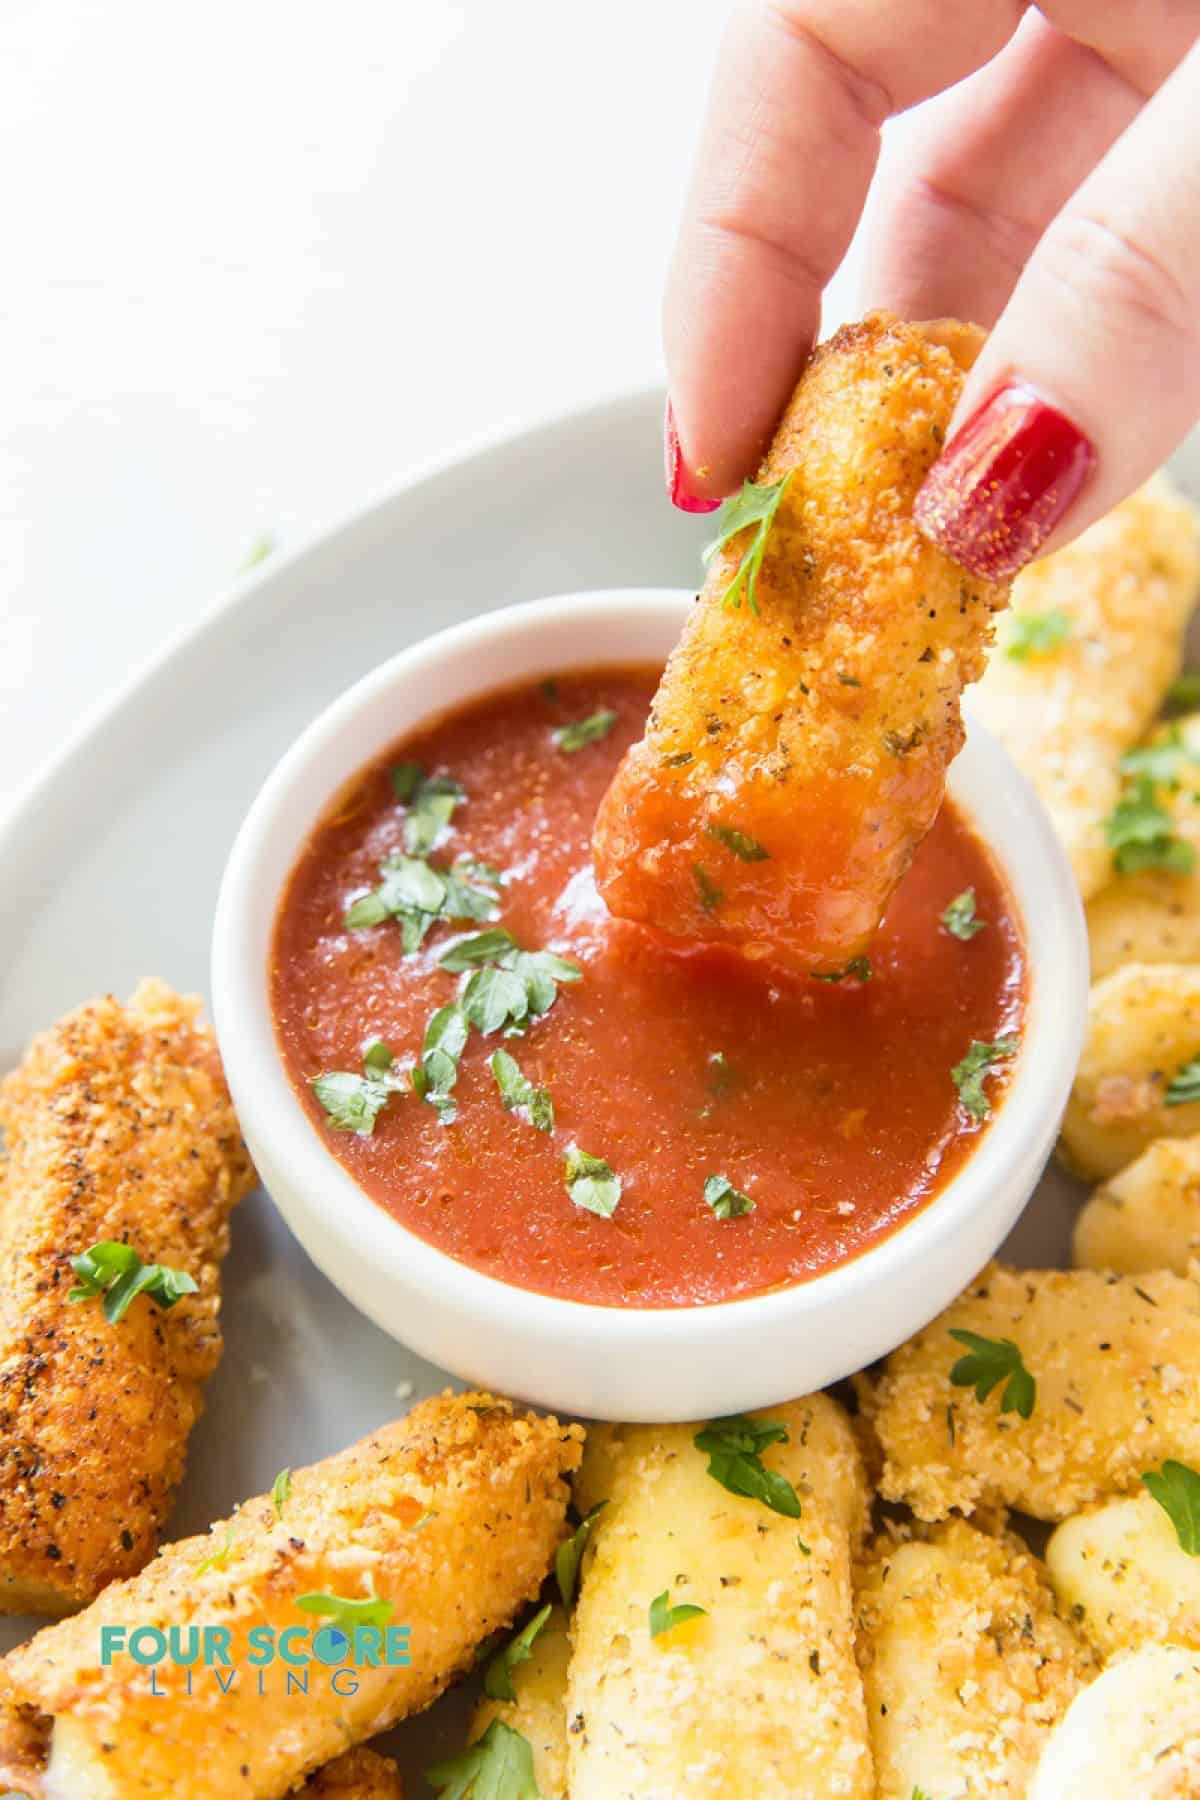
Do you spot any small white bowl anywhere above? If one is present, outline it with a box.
[212,589,1088,1422]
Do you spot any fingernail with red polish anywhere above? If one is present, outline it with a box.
[914,381,1096,582]
[665,400,721,514]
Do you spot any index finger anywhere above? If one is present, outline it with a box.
[664,0,1021,498]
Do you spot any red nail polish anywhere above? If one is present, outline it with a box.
[664,400,721,514]
[914,382,1096,582]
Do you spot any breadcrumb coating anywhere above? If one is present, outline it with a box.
[1074,1134,1200,1276]
[1030,1645,1200,1799]
[0,978,255,1612]
[299,1747,402,1798]
[1047,1491,1200,1660]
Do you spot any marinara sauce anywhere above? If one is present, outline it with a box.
[272,666,1024,1308]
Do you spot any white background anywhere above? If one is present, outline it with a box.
[0,0,874,820]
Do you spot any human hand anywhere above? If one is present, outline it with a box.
[664,1,1200,580]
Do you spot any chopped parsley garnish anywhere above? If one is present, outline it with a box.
[706,823,769,862]
[649,1589,707,1638]
[702,474,792,615]
[344,851,500,946]
[1167,673,1200,712]
[694,1415,802,1518]
[556,1501,607,1607]
[1166,1057,1200,1107]
[941,888,985,940]
[195,1527,235,1576]
[552,709,618,752]
[441,929,581,1036]
[1142,1460,1200,1553]
[312,1038,406,1136]
[812,957,871,983]
[1119,724,1200,784]
[1004,608,1071,660]
[68,1242,198,1325]
[564,1146,621,1218]
[294,1590,395,1631]
[1105,776,1195,877]
[271,1468,291,1518]
[490,1049,554,1133]
[694,864,723,912]
[426,1720,540,1800]
[951,1036,1018,1122]
[411,1004,469,1123]
[483,1604,552,1701]
[911,1789,933,1800]
[704,1174,755,1219]
[396,767,465,856]
[948,1330,1036,1420]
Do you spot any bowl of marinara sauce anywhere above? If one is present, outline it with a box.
[212,590,1088,1420]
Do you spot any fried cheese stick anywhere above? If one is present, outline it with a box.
[1089,709,1200,976]
[1074,1135,1200,1275]
[855,1520,1094,1800]
[972,474,1200,903]
[468,1603,570,1799]
[0,1393,583,1800]
[860,1262,1200,1521]
[566,1397,874,1800]
[300,1748,403,1798]
[1047,1491,1200,1659]
[0,978,255,1613]
[1030,1645,1200,1800]
[593,312,1008,974]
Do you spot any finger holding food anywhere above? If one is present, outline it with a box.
[0,978,255,1614]
[1073,1134,1200,1275]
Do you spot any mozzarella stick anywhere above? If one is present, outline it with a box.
[0,978,255,1613]
[1074,1135,1200,1274]
[301,1748,403,1798]
[854,1520,1094,1799]
[971,473,1200,902]
[1047,1491,1200,1659]
[1089,710,1200,977]
[1030,1645,1200,1800]
[860,1262,1200,1521]
[1060,962,1200,1181]
[0,1393,583,1800]
[566,1397,874,1800]
[468,1604,570,1799]
[594,312,1008,974]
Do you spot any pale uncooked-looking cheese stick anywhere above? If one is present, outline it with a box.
[468,1604,570,1799]
[566,1396,873,1800]
[0,1393,583,1800]
[1089,711,1200,978]
[971,473,1200,901]
[1030,1645,1200,1799]
[854,1519,1094,1799]
[0,979,255,1613]
[859,1262,1200,1521]
[300,1748,403,1798]
[1059,963,1200,1181]
[1074,1135,1200,1274]
[1047,1491,1200,1659]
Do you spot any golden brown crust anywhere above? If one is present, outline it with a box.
[0,979,255,1612]
[593,311,1008,971]
[0,1392,583,1800]
[299,1748,403,1798]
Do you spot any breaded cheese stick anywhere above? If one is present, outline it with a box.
[860,1262,1200,1521]
[1074,1135,1200,1274]
[1047,1491,1200,1658]
[593,312,1008,974]
[1030,1645,1200,1800]
[1089,710,1200,977]
[855,1520,1094,1799]
[1060,963,1200,1180]
[566,1396,873,1800]
[468,1604,570,1799]
[0,978,255,1613]
[971,474,1200,902]
[300,1748,402,1798]
[0,1393,583,1800]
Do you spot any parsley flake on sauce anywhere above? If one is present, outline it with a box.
[441,929,581,1036]
[396,767,465,856]
[563,1146,622,1218]
[1004,608,1071,661]
[556,1501,607,1607]
[312,1038,406,1136]
[483,1604,552,1701]
[1166,1057,1200,1107]
[706,823,769,862]
[1142,1460,1200,1554]
[344,851,500,946]
[411,1005,469,1123]
[490,1049,554,1133]
[702,474,793,615]
[951,1036,1018,1122]
[693,1415,802,1518]
[426,1720,540,1800]
[649,1589,707,1638]
[294,1590,395,1632]
[1105,776,1195,877]
[941,888,986,940]
[948,1330,1036,1420]
[693,864,723,913]
[704,1174,755,1219]
[812,957,871,983]
[552,709,618,752]
[68,1242,198,1325]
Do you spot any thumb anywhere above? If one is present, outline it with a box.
[915,34,1200,582]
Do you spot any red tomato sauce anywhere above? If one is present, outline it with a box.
[271,666,1024,1308]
